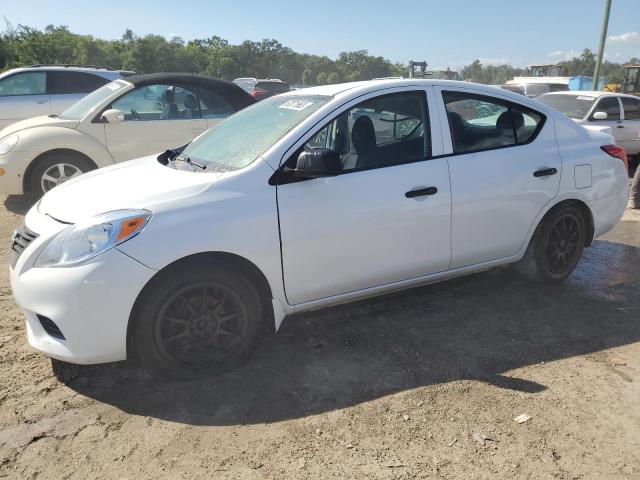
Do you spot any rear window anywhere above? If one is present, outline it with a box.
[501,84,525,95]
[49,71,110,94]
[537,94,596,119]
[256,81,290,93]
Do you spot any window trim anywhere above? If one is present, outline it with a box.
[441,89,547,156]
[273,89,433,185]
[0,71,48,97]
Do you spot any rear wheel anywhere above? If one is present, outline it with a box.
[29,151,95,196]
[133,263,263,381]
[515,205,586,283]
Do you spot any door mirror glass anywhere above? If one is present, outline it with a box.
[592,111,608,120]
[101,108,124,123]
[294,148,341,178]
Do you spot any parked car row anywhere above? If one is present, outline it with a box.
[7,78,629,379]
[0,73,254,195]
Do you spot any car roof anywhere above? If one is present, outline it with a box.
[1,65,133,79]
[123,72,255,109]
[542,90,638,99]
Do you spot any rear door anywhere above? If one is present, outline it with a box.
[0,71,50,129]
[620,96,640,155]
[104,83,208,161]
[436,87,560,268]
[48,71,110,114]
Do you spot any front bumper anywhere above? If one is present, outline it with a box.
[10,216,156,364]
[0,150,34,195]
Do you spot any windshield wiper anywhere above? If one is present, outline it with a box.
[174,156,207,170]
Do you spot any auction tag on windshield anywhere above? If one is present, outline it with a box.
[107,83,123,91]
[279,100,314,111]
[577,96,595,101]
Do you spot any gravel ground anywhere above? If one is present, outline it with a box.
[0,194,638,480]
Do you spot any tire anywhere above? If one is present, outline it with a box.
[29,151,95,196]
[515,204,586,283]
[133,262,263,381]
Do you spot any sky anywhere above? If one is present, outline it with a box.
[2,0,640,69]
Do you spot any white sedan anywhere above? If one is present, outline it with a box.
[10,79,630,380]
[0,73,254,195]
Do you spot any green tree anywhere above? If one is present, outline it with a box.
[316,71,328,85]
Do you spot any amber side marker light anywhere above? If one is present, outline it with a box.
[116,216,146,241]
[0,168,5,176]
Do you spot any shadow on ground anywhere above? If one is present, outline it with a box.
[4,195,38,215]
[53,235,640,426]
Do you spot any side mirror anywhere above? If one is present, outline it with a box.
[592,111,608,121]
[292,148,341,179]
[101,108,125,123]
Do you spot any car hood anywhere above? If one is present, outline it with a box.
[0,115,79,139]
[37,155,220,223]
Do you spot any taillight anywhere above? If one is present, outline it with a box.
[601,144,628,170]
[251,88,268,99]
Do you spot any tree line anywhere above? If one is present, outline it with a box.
[1,23,638,86]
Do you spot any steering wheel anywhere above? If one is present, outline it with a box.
[130,108,141,121]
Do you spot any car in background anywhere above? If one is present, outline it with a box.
[233,77,290,100]
[0,65,134,131]
[9,79,629,379]
[538,91,640,174]
[501,82,569,98]
[0,73,254,195]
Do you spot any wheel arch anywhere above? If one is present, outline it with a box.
[23,148,99,193]
[126,251,276,360]
[533,198,595,247]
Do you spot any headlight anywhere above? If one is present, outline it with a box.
[34,209,151,268]
[0,134,18,155]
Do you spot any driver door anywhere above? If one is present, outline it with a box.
[277,88,452,305]
[104,84,208,162]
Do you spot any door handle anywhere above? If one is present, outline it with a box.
[533,168,558,177]
[405,186,438,198]
[617,125,625,128]
[34,99,47,104]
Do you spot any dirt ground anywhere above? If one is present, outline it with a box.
[0,194,638,480]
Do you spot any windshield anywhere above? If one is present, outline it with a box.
[178,95,330,171]
[59,80,130,120]
[538,94,596,119]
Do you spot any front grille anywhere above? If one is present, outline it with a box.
[11,225,38,268]
[37,315,65,340]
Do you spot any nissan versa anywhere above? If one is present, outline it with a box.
[10,79,630,380]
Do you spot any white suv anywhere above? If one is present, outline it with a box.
[0,65,132,130]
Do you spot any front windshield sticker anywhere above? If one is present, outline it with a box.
[279,100,314,111]
[576,96,595,101]
[107,83,122,91]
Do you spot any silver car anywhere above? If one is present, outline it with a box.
[538,91,640,159]
[0,65,133,130]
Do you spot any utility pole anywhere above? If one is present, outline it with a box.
[593,0,612,90]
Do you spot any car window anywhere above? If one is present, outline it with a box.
[111,84,203,121]
[255,81,290,93]
[0,72,47,96]
[301,91,429,171]
[49,71,110,94]
[593,97,620,120]
[195,87,236,119]
[443,91,543,153]
[621,97,640,120]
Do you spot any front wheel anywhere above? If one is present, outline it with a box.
[515,205,586,283]
[29,152,95,196]
[133,263,263,381]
